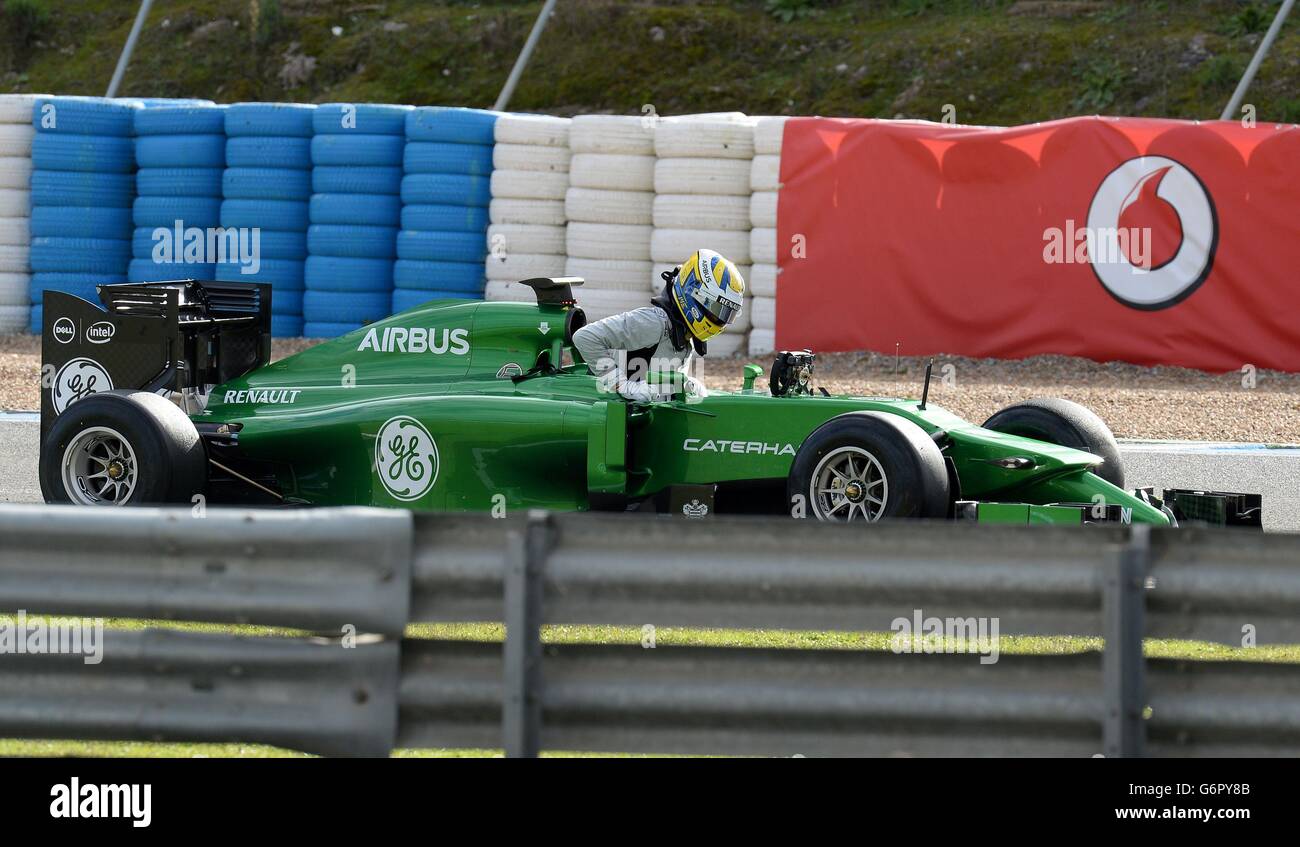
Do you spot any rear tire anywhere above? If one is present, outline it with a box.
[40,390,207,506]
[788,412,950,522]
[981,398,1125,489]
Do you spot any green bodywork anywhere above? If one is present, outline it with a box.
[197,297,1169,525]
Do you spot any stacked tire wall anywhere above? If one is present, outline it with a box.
[131,103,224,284]
[0,95,41,334]
[28,96,141,333]
[747,116,786,356]
[485,114,570,296]
[395,107,497,315]
[557,116,657,321]
[652,115,755,357]
[306,103,412,338]
[220,103,316,337]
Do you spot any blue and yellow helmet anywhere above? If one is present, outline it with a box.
[670,249,746,342]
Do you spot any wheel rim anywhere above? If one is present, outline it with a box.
[61,426,138,506]
[810,446,888,522]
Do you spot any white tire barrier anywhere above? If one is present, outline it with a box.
[0,304,28,333]
[489,198,566,226]
[653,194,750,231]
[484,279,536,302]
[750,154,781,191]
[487,223,566,256]
[568,154,655,191]
[750,191,777,228]
[566,222,652,261]
[494,113,570,148]
[748,327,776,356]
[0,272,28,306]
[572,287,650,322]
[565,187,653,225]
[490,169,568,201]
[0,156,33,190]
[654,118,755,159]
[651,227,750,265]
[492,143,570,173]
[570,115,655,155]
[751,295,776,330]
[485,251,567,282]
[753,117,788,155]
[565,257,654,292]
[705,331,746,357]
[654,157,750,196]
[749,263,778,298]
[750,227,777,265]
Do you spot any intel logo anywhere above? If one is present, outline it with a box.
[86,321,116,344]
[52,317,75,344]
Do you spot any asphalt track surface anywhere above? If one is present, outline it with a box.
[1,417,1295,530]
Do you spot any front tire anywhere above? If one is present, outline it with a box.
[788,412,950,522]
[40,390,207,506]
[981,398,1125,489]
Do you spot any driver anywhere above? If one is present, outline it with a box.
[572,248,745,403]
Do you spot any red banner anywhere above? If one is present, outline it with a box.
[776,116,1300,372]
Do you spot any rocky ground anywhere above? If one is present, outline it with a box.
[5,334,1298,441]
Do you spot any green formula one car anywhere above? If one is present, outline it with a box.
[38,278,1260,527]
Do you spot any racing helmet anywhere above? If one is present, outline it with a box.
[670,248,746,342]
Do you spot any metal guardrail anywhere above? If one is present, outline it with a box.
[1,504,1299,757]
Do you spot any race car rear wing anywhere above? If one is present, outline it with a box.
[40,279,271,442]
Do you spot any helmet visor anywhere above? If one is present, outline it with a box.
[693,288,741,327]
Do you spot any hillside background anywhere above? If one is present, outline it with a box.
[2,0,1299,124]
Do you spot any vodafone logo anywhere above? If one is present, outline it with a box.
[1086,156,1218,310]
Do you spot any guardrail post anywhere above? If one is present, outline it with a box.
[1102,524,1149,757]
[503,510,553,758]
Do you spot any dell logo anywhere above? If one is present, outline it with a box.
[52,317,75,344]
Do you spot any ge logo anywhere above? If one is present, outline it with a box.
[52,358,112,414]
[375,415,438,501]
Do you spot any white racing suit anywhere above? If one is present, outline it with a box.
[572,305,708,403]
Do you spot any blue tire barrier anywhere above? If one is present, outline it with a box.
[302,321,365,338]
[313,103,412,136]
[32,96,140,137]
[405,107,498,145]
[310,134,406,167]
[134,105,226,136]
[224,103,316,138]
[128,257,216,282]
[136,167,224,198]
[393,259,485,293]
[304,255,395,292]
[396,229,487,263]
[310,193,401,227]
[32,134,136,173]
[31,170,135,208]
[136,98,217,109]
[31,237,131,275]
[28,306,39,334]
[224,136,312,169]
[392,287,480,313]
[403,141,493,176]
[219,199,310,231]
[134,196,223,228]
[312,166,403,196]
[222,167,313,201]
[307,224,397,260]
[302,289,391,324]
[270,287,304,315]
[271,315,305,337]
[31,206,133,240]
[400,173,491,207]
[134,134,226,168]
[29,273,126,304]
[400,203,489,234]
[214,257,306,288]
